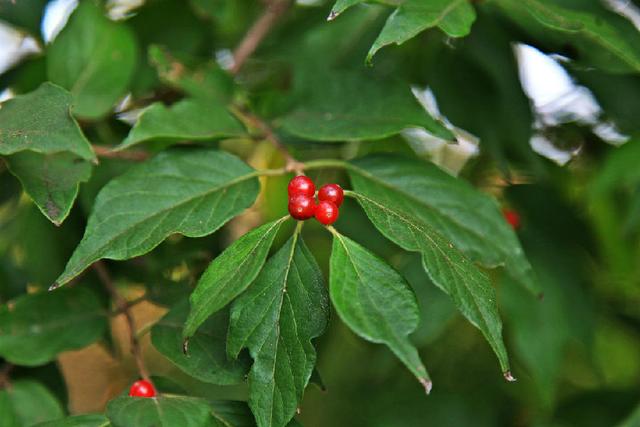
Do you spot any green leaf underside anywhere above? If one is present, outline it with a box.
[53,149,259,288]
[117,98,245,150]
[5,151,92,225]
[349,154,538,295]
[0,83,95,161]
[106,395,214,427]
[152,300,250,385]
[0,380,64,427]
[496,0,640,73]
[329,231,430,391]
[279,73,453,142]
[33,414,110,427]
[209,400,256,427]
[346,171,510,373]
[0,287,106,366]
[228,234,329,427]
[46,1,138,119]
[368,0,476,61]
[184,217,288,338]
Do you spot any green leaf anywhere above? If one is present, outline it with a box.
[47,1,138,119]
[0,380,64,426]
[0,0,48,36]
[329,230,431,391]
[349,154,538,295]
[368,0,476,61]
[209,400,256,427]
[34,414,110,427]
[152,300,250,385]
[53,149,260,288]
[0,287,107,366]
[328,0,397,19]
[618,403,640,427]
[278,72,453,142]
[117,98,245,150]
[494,0,640,73]
[184,217,288,339]
[106,395,215,427]
[346,163,511,375]
[5,151,92,225]
[0,83,96,161]
[227,232,329,427]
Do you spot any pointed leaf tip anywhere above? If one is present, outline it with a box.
[182,337,190,355]
[504,371,517,382]
[48,282,61,291]
[327,10,338,21]
[419,378,433,394]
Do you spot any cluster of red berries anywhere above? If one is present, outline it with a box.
[129,379,156,398]
[287,176,343,225]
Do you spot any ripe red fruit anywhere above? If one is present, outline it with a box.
[288,194,316,220]
[129,380,156,398]
[288,176,315,198]
[315,200,339,225]
[503,209,521,230]
[318,183,344,207]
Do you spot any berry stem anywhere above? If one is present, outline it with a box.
[92,261,152,384]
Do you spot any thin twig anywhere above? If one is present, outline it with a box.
[0,363,13,389]
[92,261,151,382]
[230,106,304,174]
[92,145,150,162]
[230,0,291,75]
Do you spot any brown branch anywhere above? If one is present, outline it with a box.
[92,145,150,162]
[230,106,304,174]
[230,0,291,75]
[92,261,151,382]
[0,363,13,389]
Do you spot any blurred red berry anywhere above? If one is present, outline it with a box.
[129,380,156,398]
[289,194,316,220]
[503,209,521,230]
[288,176,315,197]
[318,183,344,207]
[315,200,339,225]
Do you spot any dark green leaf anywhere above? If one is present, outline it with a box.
[0,0,48,36]
[53,149,260,288]
[117,99,244,150]
[0,83,95,161]
[209,400,256,427]
[47,1,138,119]
[278,72,453,142]
[618,403,640,427]
[329,230,430,391]
[227,233,329,427]
[0,287,107,366]
[185,217,288,338]
[106,395,215,427]
[0,380,64,426]
[349,154,538,295]
[346,169,511,375]
[5,151,92,225]
[152,300,250,385]
[34,414,110,427]
[368,0,476,61]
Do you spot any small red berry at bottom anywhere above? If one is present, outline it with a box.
[289,194,316,220]
[315,201,339,225]
[288,176,315,197]
[129,380,156,398]
[503,209,521,230]
[318,183,344,207]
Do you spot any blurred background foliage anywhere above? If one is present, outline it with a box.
[1,0,640,426]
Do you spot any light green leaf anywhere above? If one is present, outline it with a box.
[0,83,95,161]
[227,233,329,427]
[184,217,288,339]
[152,300,250,385]
[346,169,511,375]
[34,414,110,427]
[368,0,476,61]
[279,72,453,142]
[329,230,430,391]
[0,380,64,427]
[5,151,92,225]
[106,395,215,427]
[47,1,138,119]
[349,154,538,295]
[0,287,107,366]
[117,99,245,150]
[618,403,640,427]
[53,149,259,288]
[328,0,397,20]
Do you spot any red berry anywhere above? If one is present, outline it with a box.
[503,209,521,230]
[315,200,339,225]
[318,183,344,207]
[129,380,156,398]
[288,194,316,220]
[288,176,315,197]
